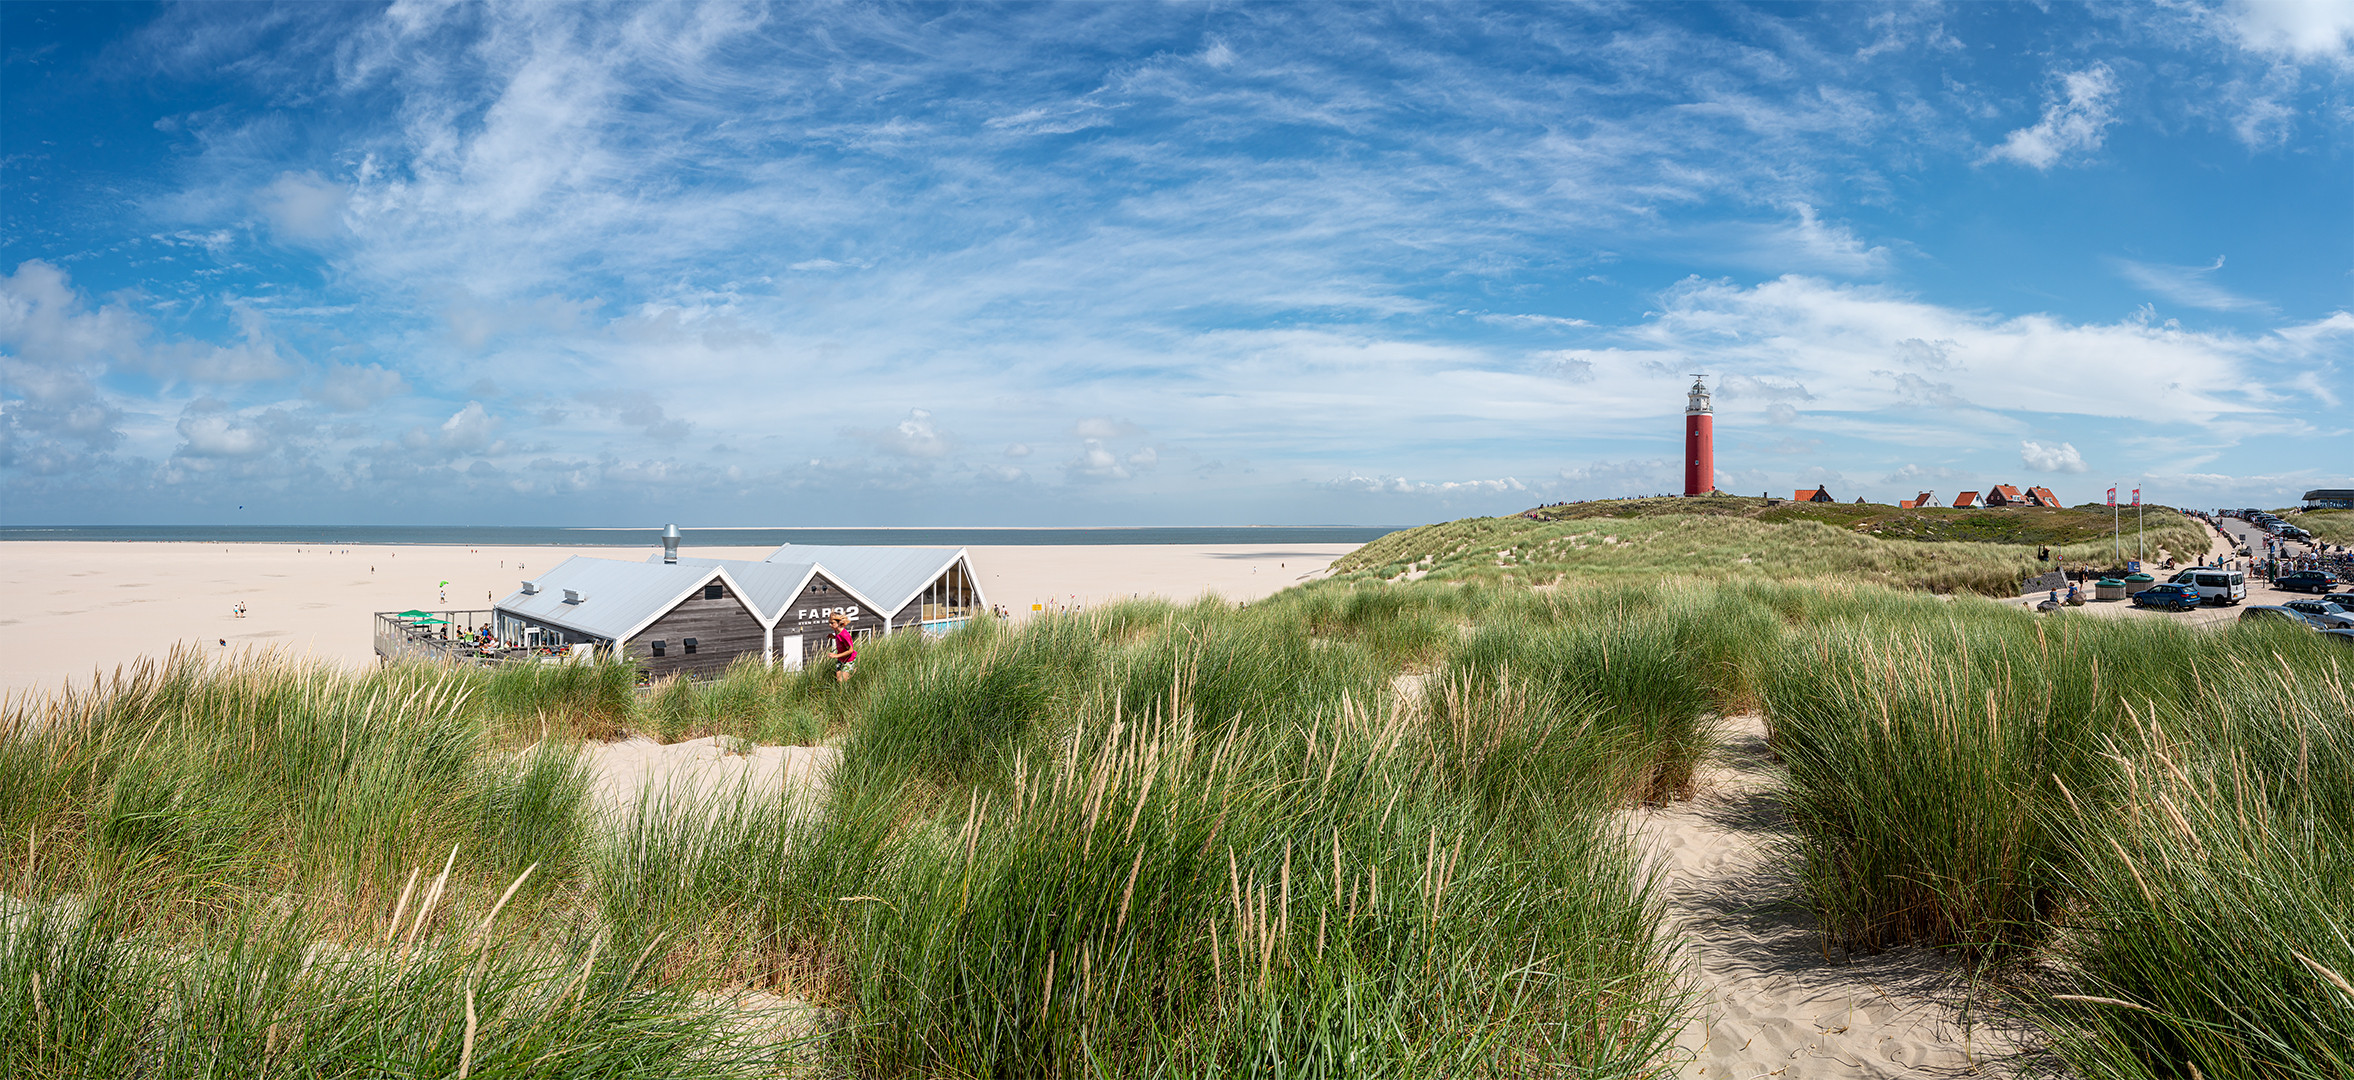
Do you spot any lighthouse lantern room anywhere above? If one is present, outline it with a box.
[1683,375,1714,497]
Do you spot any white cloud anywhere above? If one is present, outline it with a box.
[1004,442,1031,458]
[1470,312,1594,330]
[1332,474,1528,495]
[1632,276,2271,430]
[0,260,151,379]
[305,362,408,410]
[864,408,948,458]
[174,401,283,458]
[438,402,498,451]
[1984,65,2118,170]
[255,171,348,242]
[2020,439,2088,473]
[2111,256,2274,313]
[2225,0,2354,61]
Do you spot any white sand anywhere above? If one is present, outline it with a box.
[1629,715,2040,1078]
[578,735,838,820]
[0,540,1359,697]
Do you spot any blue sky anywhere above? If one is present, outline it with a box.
[3,1,2348,526]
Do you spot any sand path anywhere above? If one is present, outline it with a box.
[577,735,839,820]
[1632,715,2039,1078]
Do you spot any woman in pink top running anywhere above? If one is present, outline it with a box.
[828,612,857,682]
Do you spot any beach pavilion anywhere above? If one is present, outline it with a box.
[492,542,986,679]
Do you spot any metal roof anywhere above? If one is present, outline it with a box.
[495,556,722,641]
[762,544,969,614]
[497,545,976,637]
[650,555,816,624]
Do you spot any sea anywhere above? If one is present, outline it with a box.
[0,525,1401,547]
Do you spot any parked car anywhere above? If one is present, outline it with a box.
[2240,605,2319,629]
[2282,599,2354,629]
[2322,629,2354,647]
[2131,583,2203,612]
[2323,592,2354,609]
[2275,570,2340,593]
[2167,568,2248,605]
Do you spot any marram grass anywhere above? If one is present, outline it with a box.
[8,574,2344,1078]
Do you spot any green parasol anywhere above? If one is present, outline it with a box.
[396,609,434,618]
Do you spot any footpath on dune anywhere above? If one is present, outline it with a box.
[568,710,2052,1077]
[1629,715,2043,1079]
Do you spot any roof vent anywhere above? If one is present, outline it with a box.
[662,523,681,565]
[562,589,587,604]
[520,580,540,595]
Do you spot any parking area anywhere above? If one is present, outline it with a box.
[1995,511,2348,629]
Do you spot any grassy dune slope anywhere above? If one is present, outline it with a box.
[2289,507,2354,544]
[1336,498,2210,596]
[7,573,2344,1079]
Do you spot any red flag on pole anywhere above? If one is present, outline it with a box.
[2131,488,2141,507]
[2107,486,2117,507]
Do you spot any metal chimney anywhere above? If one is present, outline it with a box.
[662,523,681,564]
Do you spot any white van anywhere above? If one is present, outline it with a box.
[2168,568,2247,605]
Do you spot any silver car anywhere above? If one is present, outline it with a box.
[2283,599,2354,629]
[2240,605,2320,629]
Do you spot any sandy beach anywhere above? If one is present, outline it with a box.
[0,540,1359,697]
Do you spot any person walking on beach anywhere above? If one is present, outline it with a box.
[828,612,857,683]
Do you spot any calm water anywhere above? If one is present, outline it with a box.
[0,525,1401,547]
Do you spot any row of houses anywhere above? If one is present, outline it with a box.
[489,539,985,679]
[1895,485,2063,510]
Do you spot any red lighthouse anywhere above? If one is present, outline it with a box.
[1683,375,1713,497]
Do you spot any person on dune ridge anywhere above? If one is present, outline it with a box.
[828,611,857,682]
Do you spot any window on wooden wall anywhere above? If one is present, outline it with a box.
[651,640,667,657]
[704,583,724,600]
[683,637,698,654]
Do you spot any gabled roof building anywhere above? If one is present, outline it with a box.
[1985,484,2027,507]
[1952,491,1983,508]
[492,540,986,678]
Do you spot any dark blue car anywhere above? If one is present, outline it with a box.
[2131,583,2203,612]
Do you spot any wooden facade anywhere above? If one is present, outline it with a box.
[488,546,989,680]
[775,571,886,668]
[624,578,766,679]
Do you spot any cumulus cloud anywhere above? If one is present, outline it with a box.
[1535,352,1598,382]
[0,260,151,375]
[1333,474,1528,495]
[438,402,499,451]
[1893,338,1961,372]
[1069,438,1130,481]
[860,408,947,458]
[176,403,274,458]
[1984,65,2118,169]
[1004,442,1032,458]
[2020,439,2089,473]
[305,362,408,410]
[255,171,348,242]
[2225,0,2354,61]
[620,402,694,442]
